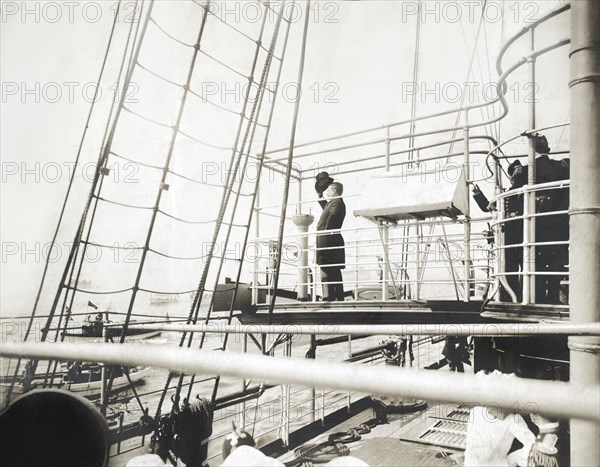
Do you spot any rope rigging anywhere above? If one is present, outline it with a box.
[8,0,143,400]
[267,0,311,320]
[182,0,291,404]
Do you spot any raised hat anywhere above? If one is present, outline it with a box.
[315,171,334,192]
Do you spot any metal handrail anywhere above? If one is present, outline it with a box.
[2,341,597,422]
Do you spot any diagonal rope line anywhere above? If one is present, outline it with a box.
[136,60,185,88]
[95,196,154,211]
[122,105,173,129]
[149,16,195,48]
[267,0,311,320]
[148,248,208,261]
[157,209,217,224]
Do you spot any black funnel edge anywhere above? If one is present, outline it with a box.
[0,388,109,467]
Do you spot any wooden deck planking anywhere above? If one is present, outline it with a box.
[277,405,460,466]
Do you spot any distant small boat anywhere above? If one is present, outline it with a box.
[69,278,92,288]
[62,312,161,339]
[150,293,179,304]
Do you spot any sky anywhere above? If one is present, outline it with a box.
[1,0,570,317]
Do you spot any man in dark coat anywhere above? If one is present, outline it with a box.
[473,159,527,302]
[530,135,570,303]
[472,134,569,304]
[315,172,346,301]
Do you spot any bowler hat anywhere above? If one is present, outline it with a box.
[315,171,334,193]
[534,134,550,154]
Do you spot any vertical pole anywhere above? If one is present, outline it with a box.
[297,178,302,215]
[385,127,391,171]
[241,333,248,431]
[525,29,537,304]
[569,2,600,464]
[463,110,471,302]
[309,334,316,423]
[354,238,359,301]
[415,225,421,300]
[282,337,291,446]
[384,128,390,301]
[381,224,389,301]
[252,186,260,304]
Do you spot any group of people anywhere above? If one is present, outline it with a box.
[313,133,569,305]
[473,134,570,304]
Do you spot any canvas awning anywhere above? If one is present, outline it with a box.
[353,165,469,222]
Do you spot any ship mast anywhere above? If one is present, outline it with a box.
[569,1,600,465]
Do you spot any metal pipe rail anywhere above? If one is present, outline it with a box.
[258,3,571,180]
[1,341,597,422]
[129,322,600,337]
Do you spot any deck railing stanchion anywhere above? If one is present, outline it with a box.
[463,109,471,302]
[525,27,537,305]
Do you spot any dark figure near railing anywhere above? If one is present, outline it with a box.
[473,159,527,302]
[473,134,569,304]
[315,172,346,301]
[442,336,471,372]
[527,134,570,304]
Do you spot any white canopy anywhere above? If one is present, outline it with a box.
[353,165,469,222]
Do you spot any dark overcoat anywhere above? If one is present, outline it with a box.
[316,197,346,267]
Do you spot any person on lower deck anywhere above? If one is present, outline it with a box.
[315,172,346,301]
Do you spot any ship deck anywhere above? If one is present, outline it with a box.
[269,399,464,467]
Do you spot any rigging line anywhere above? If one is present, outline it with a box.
[49,2,150,397]
[135,60,185,88]
[166,168,225,188]
[115,0,213,414]
[122,104,173,129]
[179,0,271,342]
[407,0,421,162]
[447,0,488,156]
[110,151,163,171]
[81,240,144,251]
[187,86,269,127]
[199,5,287,330]
[21,0,122,345]
[95,196,154,211]
[55,0,146,347]
[55,0,150,338]
[148,15,194,48]
[264,2,292,24]
[148,248,207,261]
[191,11,285,366]
[16,2,142,399]
[157,208,217,224]
[138,287,198,295]
[178,128,234,150]
[64,286,134,295]
[202,4,268,51]
[268,0,311,321]
[197,47,248,79]
[184,1,289,403]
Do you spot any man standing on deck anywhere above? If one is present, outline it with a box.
[315,172,346,301]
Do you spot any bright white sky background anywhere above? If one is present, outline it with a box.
[1,0,570,317]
